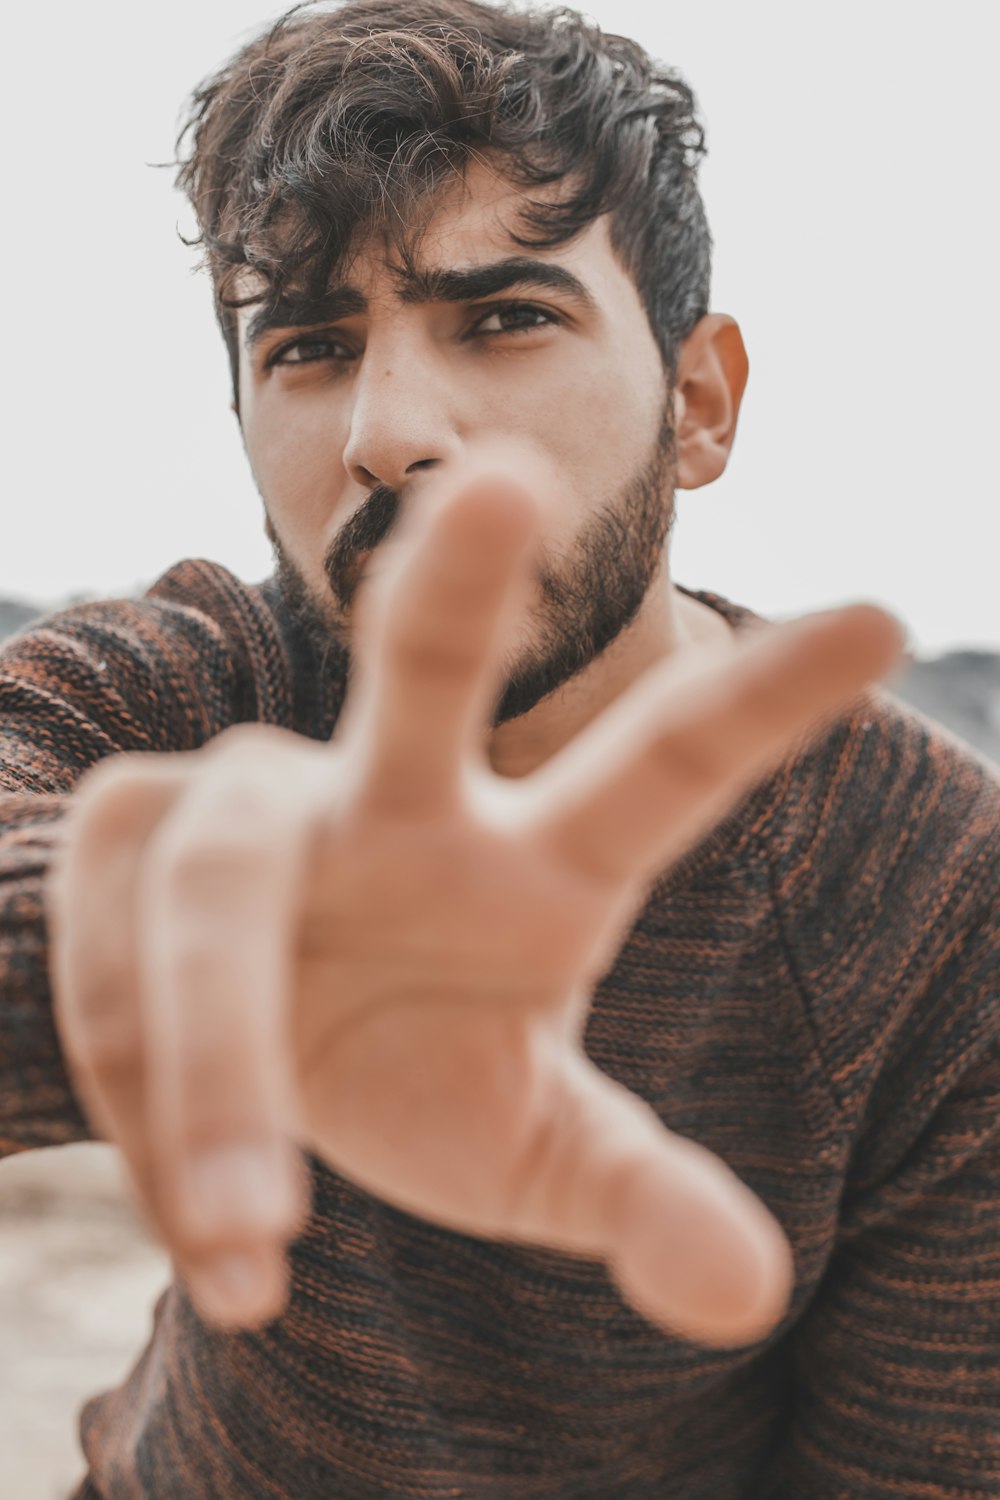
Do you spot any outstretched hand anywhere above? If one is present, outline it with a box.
[48,447,906,1345]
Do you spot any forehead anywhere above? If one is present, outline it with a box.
[234,158,623,331]
[406,156,595,266]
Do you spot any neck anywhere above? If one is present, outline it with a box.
[486,572,733,779]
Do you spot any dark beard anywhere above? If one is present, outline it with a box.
[265,413,677,730]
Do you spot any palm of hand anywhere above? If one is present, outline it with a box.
[48,448,902,1340]
[293,785,639,1253]
[278,452,904,1343]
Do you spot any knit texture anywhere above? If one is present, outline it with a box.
[1,558,998,1499]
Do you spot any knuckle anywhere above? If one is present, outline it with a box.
[647,729,728,795]
[48,886,138,1041]
[145,947,274,1119]
[57,964,141,1070]
[203,721,293,763]
[167,746,320,858]
[76,752,160,815]
[184,1049,273,1130]
[167,941,237,1026]
[153,776,282,871]
[202,723,262,762]
[731,673,799,731]
[70,754,178,856]
[74,1013,142,1085]
[387,628,479,684]
[150,819,276,916]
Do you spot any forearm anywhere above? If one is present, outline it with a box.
[0,583,251,1158]
[0,793,91,1156]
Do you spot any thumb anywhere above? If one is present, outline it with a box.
[514,1048,794,1348]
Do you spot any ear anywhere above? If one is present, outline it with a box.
[672,314,749,490]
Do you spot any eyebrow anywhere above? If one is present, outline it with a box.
[243,257,596,352]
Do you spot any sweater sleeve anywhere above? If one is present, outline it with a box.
[0,563,262,1158]
[762,692,1000,1497]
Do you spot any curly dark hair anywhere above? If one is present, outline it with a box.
[172,0,713,412]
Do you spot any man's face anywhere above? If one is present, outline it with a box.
[235,160,676,725]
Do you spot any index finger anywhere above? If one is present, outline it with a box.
[344,448,548,815]
[532,602,907,886]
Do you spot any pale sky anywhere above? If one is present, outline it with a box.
[4,1,997,657]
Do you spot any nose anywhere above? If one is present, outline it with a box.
[342,343,463,493]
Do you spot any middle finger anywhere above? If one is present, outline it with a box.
[532,602,906,887]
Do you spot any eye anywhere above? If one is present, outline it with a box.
[267,332,355,368]
[470,302,560,337]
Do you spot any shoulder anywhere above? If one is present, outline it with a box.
[766,680,999,1127]
[0,559,296,760]
[776,682,998,929]
[681,582,1000,1112]
[678,583,999,913]
[142,558,295,726]
[772,681,998,909]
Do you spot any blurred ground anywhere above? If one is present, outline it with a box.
[0,1145,169,1500]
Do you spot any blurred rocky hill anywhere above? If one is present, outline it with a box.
[0,597,46,640]
[891,649,1000,767]
[3,592,998,767]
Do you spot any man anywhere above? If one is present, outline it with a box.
[1,0,997,1495]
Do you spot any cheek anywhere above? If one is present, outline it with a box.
[551,368,655,460]
[243,391,349,548]
[502,349,663,536]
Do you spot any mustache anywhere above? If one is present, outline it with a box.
[324,483,402,608]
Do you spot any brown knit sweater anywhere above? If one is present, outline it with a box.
[1,558,998,1499]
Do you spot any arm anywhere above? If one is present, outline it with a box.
[0,573,251,1156]
[0,790,90,1155]
[762,818,1000,1497]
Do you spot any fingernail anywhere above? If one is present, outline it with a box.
[181,1145,295,1236]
